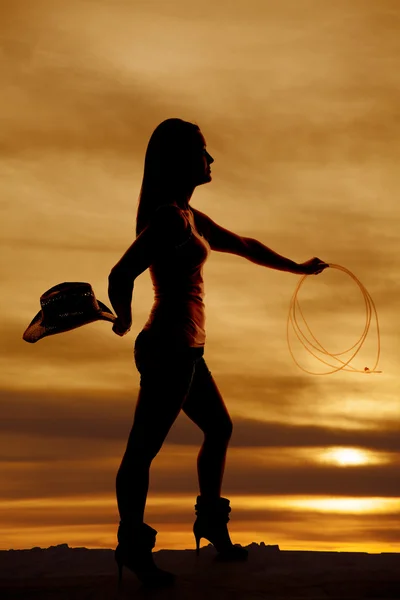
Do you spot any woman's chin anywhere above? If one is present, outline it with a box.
[196,174,212,187]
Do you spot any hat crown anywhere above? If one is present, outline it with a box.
[40,282,100,325]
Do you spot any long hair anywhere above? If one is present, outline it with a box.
[136,118,200,236]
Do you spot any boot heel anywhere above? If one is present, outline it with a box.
[193,496,249,562]
[194,531,201,556]
[114,528,175,589]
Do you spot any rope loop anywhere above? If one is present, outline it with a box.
[287,264,381,375]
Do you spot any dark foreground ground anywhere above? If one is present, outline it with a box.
[0,543,399,600]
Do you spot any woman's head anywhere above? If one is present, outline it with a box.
[136,118,214,235]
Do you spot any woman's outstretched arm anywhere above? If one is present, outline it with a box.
[243,238,301,273]
[192,208,329,275]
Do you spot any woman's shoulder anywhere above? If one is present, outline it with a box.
[152,204,188,227]
[190,207,211,240]
[151,204,191,245]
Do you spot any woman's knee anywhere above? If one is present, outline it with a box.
[223,419,233,440]
[123,430,163,463]
[205,418,233,442]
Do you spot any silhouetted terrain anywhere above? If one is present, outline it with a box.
[0,543,399,599]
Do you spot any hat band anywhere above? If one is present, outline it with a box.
[43,309,98,329]
[41,290,94,306]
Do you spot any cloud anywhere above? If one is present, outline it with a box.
[0,384,386,443]
[1,446,400,502]
[2,381,399,505]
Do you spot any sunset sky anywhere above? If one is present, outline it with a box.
[1,0,399,553]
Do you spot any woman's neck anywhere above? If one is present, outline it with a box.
[168,183,195,211]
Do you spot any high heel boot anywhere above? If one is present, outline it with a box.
[114,521,175,588]
[193,496,248,561]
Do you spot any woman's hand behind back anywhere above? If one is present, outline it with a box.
[112,316,132,336]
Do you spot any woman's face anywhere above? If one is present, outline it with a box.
[186,131,214,187]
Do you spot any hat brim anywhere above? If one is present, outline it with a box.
[23,304,116,344]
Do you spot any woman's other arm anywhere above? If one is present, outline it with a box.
[108,206,187,335]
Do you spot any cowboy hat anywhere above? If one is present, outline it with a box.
[23,282,116,343]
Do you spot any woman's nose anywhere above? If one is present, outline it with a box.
[207,152,214,164]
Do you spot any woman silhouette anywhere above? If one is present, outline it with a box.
[108,118,329,588]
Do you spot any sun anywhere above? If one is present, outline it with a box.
[321,447,370,466]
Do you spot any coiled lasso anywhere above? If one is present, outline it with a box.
[287,263,382,375]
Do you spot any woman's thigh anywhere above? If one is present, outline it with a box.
[127,331,203,459]
[182,357,233,438]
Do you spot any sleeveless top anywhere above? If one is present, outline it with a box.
[142,206,211,347]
